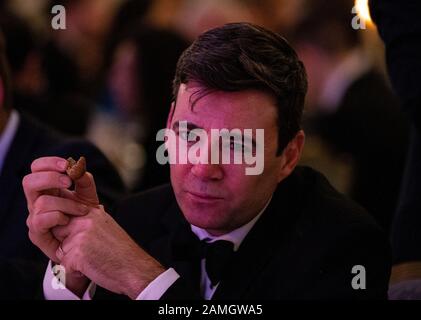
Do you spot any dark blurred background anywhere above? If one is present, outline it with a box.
[0,0,408,235]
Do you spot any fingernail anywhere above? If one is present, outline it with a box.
[57,160,68,170]
[79,204,89,214]
[60,176,71,187]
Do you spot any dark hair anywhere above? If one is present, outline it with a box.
[0,28,12,110]
[173,22,307,155]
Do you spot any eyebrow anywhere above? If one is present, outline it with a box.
[172,120,257,148]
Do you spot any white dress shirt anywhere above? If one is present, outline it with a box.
[0,110,20,173]
[191,202,269,300]
[43,198,271,300]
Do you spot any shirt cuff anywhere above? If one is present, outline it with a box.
[43,260,96,300]
[136,268,180,300]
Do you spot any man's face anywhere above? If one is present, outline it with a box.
[169,84,287,235]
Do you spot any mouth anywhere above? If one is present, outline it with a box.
[185,190,224,202]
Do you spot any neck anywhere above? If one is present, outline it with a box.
[205,228,231,237]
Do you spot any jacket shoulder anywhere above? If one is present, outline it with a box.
[277,167,391,298]
[292,166,380,231]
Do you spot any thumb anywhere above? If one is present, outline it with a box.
[74,172,99,206]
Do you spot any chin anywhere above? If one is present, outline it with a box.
[182,206,229,231]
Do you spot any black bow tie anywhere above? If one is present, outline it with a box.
[171,230,235,287]
[202,240,235,287]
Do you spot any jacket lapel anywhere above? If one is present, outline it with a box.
[210,201,280,299]
[212,170,308,299]
[148,201,202,294]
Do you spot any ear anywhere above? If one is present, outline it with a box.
[167,101,175,129]
[277,130,305,182]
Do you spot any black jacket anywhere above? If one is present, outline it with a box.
[96,166,391,300]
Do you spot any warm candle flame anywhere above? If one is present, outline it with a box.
[355,0,372,24]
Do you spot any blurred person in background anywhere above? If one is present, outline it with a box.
[370,0,421,299]
[171,0,256,41]
[0,13,47,123]
[0,6,94,136]
[90,13,188,190]
[292,0,408,234]
[0,26,126,298]
[46,0,120,87]
[243,0,306,37]
[153,0,306,42]
[1,0,149,137]
[39,0,121,136]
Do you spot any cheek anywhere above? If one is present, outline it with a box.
[222,165,260,195]
[227,157,280,199]
[262,138,283,179]
[170,164,191,186]
[221,172,273,219]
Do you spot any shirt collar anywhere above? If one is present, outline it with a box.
[0,110,20,173]
[190,196,272,251]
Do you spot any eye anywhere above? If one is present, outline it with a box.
[178,130,200,143]
[229,139,244,152]
[189,131,199,141]
[179,130,189,140]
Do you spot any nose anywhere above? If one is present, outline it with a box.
[189,131,225,181]
[191,163,224,181]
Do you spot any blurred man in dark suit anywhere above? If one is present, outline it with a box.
[0,29,126,298]
[24,23,390,300]
[370,0,421,299]
[293,0,408,234]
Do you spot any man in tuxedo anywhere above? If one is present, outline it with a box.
[23,23,391,300]
[0,30,125,298]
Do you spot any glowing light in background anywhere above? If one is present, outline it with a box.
[354,0,372,25]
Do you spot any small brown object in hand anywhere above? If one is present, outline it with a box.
[66,156,86,180]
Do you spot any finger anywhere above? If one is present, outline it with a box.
[74,172,99,205]
[52,225,68,242]
[22,172,72,205]
[34,195,90,217]
[61,232,85,257]
[28,230,61,263]
[31,157,69,173]
[58,188,102,208]
[52,222,77,242]
[52,214,88,242]
[28,211,70,234]
[56,243,65,261]
[60,233,90,277]
[59,246,82,276]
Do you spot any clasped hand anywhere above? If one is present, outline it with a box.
[23,156,165,299]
